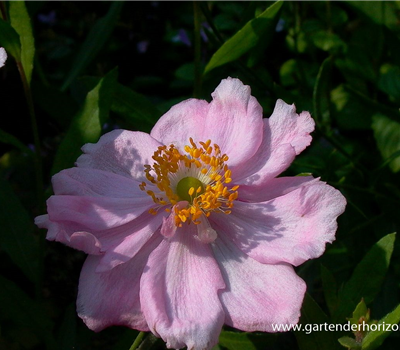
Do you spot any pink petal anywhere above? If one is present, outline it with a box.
[35,214,102,255]
[269,99,314,155]
[196,217,217,244]
[233,100,314,184]
[212,181,346,266]
[77,234,162,332]
[140,224,225,350]
[52,167,144,197]
[150,99,209,148]
[238,176,317,202]
[212,230,306,332]
[96,213,166,272]
[204,77,264,168]
[76,130,163,182]
[46,194,153,231]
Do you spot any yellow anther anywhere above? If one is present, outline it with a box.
[140,138,239,227]
[193,148,201,158]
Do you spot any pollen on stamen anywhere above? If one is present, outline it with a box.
[140,138,239,227]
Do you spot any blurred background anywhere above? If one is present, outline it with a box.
[1,1,400,349]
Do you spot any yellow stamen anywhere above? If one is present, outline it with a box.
[140,138,239,226]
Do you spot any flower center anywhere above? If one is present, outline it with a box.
[176,177,204,203]
[140,138,239,227]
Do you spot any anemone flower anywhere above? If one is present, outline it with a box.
[36,77,346,350]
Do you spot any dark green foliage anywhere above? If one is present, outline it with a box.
[1,1,400,350]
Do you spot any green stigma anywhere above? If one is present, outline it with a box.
[176,177,204,203]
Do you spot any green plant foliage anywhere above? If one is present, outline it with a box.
[218,330,277,350]
[0,128,32,153]
[295,293,342,350]
[9,1,35,85]
[321,264,339,317]
[1,1,400,349]
[61,2,123,91]
[333,234,396,323]
[204,1,283,73]
[0,18,21,60]
[52,68,118,174]
[362,304,400,350]
[372,115,400,173]
[0,178,39,284]
[0,275,56,350]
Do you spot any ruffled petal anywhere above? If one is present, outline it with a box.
[77,233,162,332]
[204,77,264,168]
[96,213,166,272]
[269,99,314,155]
[212,230,306,332]
[140,224,225,350]
[233,100,314,184]
[76,130,163,182]
[150,99,209,148]
[238,176,317,202]
[52,167,144,197]
[35,214,102,254]
[46,194,153,231]
[212,181,346,266]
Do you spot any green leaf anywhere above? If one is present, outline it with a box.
[52,68,118,174]
[313,56,333,128]
[295,293,342,350]
[61,2,123,91]
[338,336,361,349]
[0,177,39,284]
[219,330,277,350]
[362,304,400,350]
[0,128,32,153]
[372,115,400,173]
[9,1,35,85]
[204,0,283,74]
[312,31,346,53]
[112,84,161,132]
[321,264,339,316]
[349,299,368,325]
[330,85,372,130]
[0,18,21,60]
[378,64,400,102]
[333,233,396,323]
[0,275,56,350]
[346,1,399,32]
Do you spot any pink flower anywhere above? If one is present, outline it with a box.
[36,78,346,350]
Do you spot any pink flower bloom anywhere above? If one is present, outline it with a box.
[36,78,346,350]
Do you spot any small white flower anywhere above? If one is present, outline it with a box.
[0,47,7,68]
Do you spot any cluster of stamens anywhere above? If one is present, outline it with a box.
[140,138,239,227]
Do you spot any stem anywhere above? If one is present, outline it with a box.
[16,61,43,206]
[326,1,332,33]
[0,1,8,21]
[17,60,45,299]
[193,1,202,98]
[129,332,146,350]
